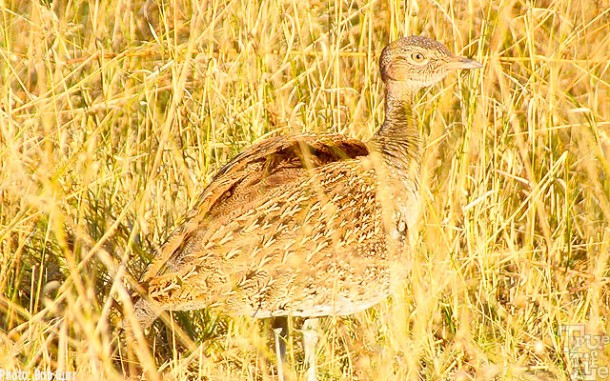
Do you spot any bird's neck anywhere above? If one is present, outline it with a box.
[371,83,422,176]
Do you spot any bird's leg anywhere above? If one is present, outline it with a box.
[272,316,288,381]
[302,318,319,381]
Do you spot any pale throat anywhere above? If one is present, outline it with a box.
[369,78,423,177]
[377,79,418,140]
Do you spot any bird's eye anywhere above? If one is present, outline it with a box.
[410,52,426,63]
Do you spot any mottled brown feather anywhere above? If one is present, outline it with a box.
[139,134,371,310]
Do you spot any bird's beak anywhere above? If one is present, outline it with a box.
[447,55,483,70]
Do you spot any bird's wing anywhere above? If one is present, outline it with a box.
[140,133,369,281]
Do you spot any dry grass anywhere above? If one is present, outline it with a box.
[1,0,609,380]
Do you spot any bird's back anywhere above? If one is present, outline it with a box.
[134,133,413,324]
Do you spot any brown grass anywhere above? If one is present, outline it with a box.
[0,0,609,380]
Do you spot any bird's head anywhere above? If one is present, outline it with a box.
[379,36,482,93]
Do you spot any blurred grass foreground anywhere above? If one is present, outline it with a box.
[0,0,609,380]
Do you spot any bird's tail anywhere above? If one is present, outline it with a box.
[122,297,160,333]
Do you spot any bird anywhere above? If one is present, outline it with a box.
[123,35,482,380]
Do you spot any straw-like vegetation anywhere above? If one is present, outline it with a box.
[1,0,608,379]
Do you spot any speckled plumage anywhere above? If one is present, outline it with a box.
[128,36,482,333]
